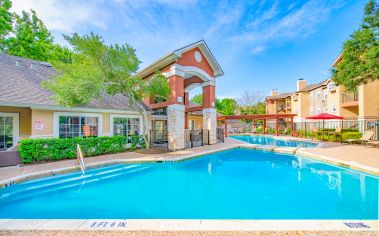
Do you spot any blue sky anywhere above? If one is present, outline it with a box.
[12,0,366,98]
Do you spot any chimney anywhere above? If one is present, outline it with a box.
[271,89,278,96]
[297,78,307,91]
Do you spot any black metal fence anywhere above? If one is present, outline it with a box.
[216,128,224,143]
[150,129,168,149]
[185,129,210,148]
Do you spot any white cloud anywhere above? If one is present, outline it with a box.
[11,0,109,32]
[251,46,266,54]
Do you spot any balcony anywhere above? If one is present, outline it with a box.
[341,93,358,107]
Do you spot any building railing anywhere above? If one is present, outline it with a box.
[152,107,167,116]
[342,93,358,103]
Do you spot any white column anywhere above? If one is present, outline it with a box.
[203,108,217,145]
[167,104,185,151]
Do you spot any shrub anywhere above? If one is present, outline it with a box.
[342,128,359,132]
[18,135,145,164]
[342,132,362,140]
[256,126,263,133]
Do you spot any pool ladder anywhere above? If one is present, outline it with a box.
[76,144,86,174]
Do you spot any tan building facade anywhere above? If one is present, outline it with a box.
[266,55,379,122]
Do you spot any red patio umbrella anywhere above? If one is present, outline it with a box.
[306,113,344,139]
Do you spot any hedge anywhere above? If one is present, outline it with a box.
[341,132,362,140]
[18,135,145,164]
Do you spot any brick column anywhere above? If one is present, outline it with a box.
[167,104,185,151]
[168,75,184,105]
[202,83,216,144]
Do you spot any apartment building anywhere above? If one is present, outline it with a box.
[266,55,379,122]
[265,90,292,115]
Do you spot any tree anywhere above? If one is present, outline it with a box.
[331,0,379,92]
[237,90,265,114]
[44,33,171,148]
[0,0,12,40]
[1,7,72,62]
[216,98,236,115]
[191,93,203,105]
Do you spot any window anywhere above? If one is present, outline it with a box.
[316,105,321,114]
[323,89,327,100]
[316,89,321,99]
[332,104,337,113]
[328,82,336,91]
[310,92,314,100]
[111,115,141,137]
[58,116,99,138]
[324,107,328,112]
[310,106,314,115]
[295,108,299,115]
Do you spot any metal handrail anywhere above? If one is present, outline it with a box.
[76,144,86,174]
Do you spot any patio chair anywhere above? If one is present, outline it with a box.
[328,127,342,141]
[311,127,321,140]
[342,131,375,146]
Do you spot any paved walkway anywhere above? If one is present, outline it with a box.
[0,137,378,185]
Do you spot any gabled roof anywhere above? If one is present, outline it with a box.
[0,53,148,111]
[266,92,292,100]
[137,40,224,78]
[299,79,329,92]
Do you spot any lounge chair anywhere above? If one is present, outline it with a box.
[342,131,374,146]
[366,140,379,148]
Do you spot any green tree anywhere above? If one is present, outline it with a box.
[1,8,72,62]
[216,98,236,115]
[191,93,203,105]
[44,33,171,148]
[331,0,379,92]
[0,0,12,39]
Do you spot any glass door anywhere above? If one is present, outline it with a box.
[0,115,14,151]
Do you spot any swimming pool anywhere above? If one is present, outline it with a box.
[231,135,318,148]
[0,148,377,219]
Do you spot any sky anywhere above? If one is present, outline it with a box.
[11,0,367,99]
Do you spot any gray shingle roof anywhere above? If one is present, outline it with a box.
[299,80,329,92]
[0,53,148,111]
[266,92,292,100]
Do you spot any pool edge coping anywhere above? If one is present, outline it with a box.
[1,143,378,188]
[0,219,377,232]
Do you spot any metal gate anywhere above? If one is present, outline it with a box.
[216,128,224,143]
[185,129,209,148]
[150,129,168,149]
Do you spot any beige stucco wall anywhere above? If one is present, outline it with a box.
[299,92,310,119]
[188,115,203,130]
[0,106,31,140]
[359,80,379,119]
[31,109,54,137]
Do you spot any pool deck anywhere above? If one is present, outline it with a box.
[0,136,378,235]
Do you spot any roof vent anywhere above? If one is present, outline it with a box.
[40,62,52,67]
[30,63,37,70]
[15,60,23,67]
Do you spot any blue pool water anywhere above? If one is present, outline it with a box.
[0,148,377,219]
[231,135,319,148]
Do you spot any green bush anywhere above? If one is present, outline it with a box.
[342,128,359,132]
[342,132,362,140]
[256,126,263,133]
[18,135,144,164]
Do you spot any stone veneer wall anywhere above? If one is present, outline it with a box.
[202,108,217,144]
[167,104,185,150]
